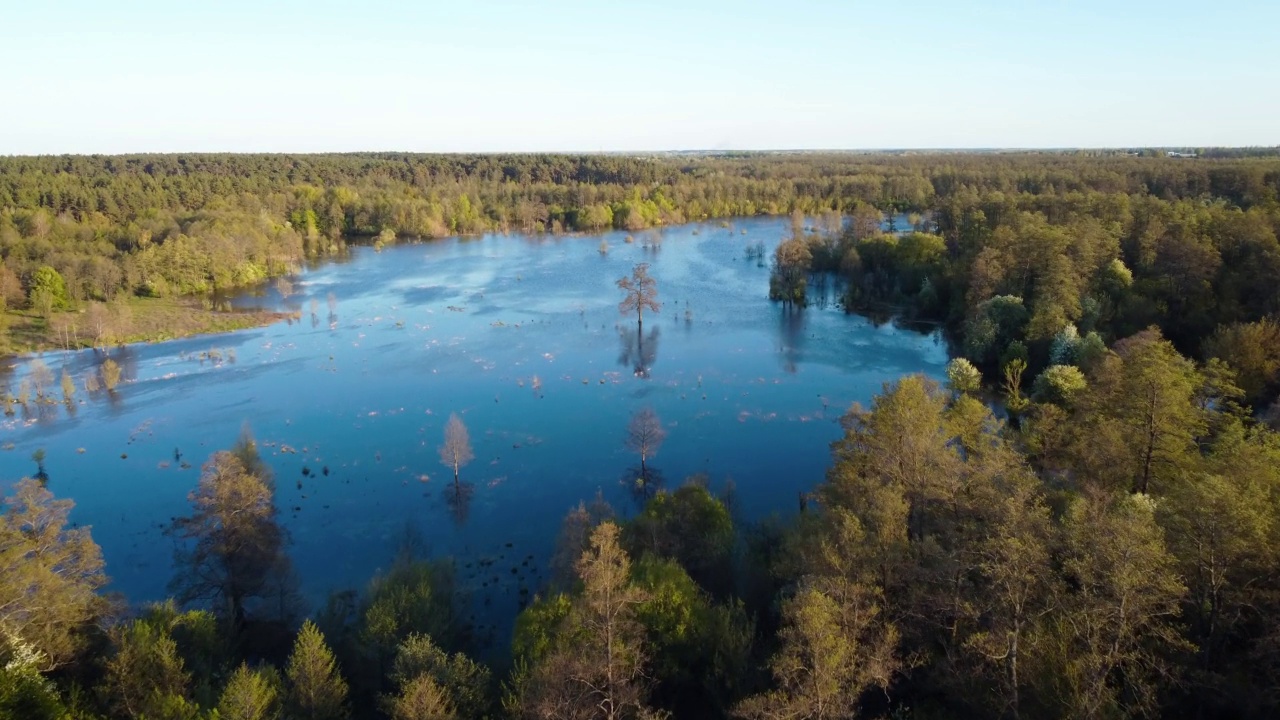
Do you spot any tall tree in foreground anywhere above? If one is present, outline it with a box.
[618,263,660,330]
[736,577,899,720]
[167,449,288,628]
[511,522,657,720]
[1048,492,1186,719]
[217,662,282,720]
[100,612,199,720]
[387,633,491,720]
[1072,328,1204,494]
[0,478,106,671]
[439,413,474,491]
[287,620,349,720]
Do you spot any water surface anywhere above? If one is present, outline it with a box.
[0,217,947,647]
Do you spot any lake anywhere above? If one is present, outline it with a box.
[0,217,948,648]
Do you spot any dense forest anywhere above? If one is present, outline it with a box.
[4,150,1280,719]
[2,151,1279,359]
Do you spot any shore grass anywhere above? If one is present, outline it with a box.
[1,297,297,358]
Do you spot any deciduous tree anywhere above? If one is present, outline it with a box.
[218,663,282,720]
[736,577,898,720]
[167,450,288,628]
[512,522,656,720]
[287,620,349,720]
[617,263,660,330]
[0,479,106,671]
[439,413,474,490]
[625,408,666,492]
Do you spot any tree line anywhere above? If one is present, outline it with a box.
[2,151,1278,354]
[763,160,1280,420]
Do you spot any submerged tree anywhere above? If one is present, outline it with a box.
[617,263,661,330]
[100,357,122,392]
[618,324,660,379]
[167,449,289,628]
[444,481,475,526]
[439,413,474,490]
[769,234,813,309]
[625,408,667,498]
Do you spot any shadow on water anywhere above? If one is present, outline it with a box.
[777,306,807,373]
[445,481,475,526]
[617,324,660,379]
[621,464,664,507]
[0,216,951,642]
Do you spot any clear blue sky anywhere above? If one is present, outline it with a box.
[3,0,1277,153]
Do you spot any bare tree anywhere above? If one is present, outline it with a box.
[617,263,660,330]
[29,359,54,400]
[85,301,111,349]
[439,413,474,490]
[625,408,666,480]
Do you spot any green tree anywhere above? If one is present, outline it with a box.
[965,295,1028,366]
[1032,364,1088,406]
[769,236,812,308]
[625,484,734,595]
[0,636,66,720]
[287,621,349,720]
[630,555,753,716]
[510,522,655,720]
[945,357,983,395]
[736,578,898,720]
[386,674,454,720]
[1083,328,1205,494]
[28,266,70,313]
[359,558,459,675]
[218,663,282,720]
[1204,318,1280,403]
[964,481,1056,720]
[100,613,200,720]
[1159,462,1277,693]
[389,633,490,720]
[1050,493,1187,719]
[0,479,106,671]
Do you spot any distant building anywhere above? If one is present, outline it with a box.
[1166,151,1198,158]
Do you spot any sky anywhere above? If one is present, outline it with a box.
[2,0,1277,154]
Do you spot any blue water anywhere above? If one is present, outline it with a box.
[0,217,947,647]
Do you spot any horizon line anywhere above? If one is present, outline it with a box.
[3,145,1279,159]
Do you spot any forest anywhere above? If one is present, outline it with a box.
[3,150,1280,719]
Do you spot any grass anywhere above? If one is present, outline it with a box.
[1,297,297,358]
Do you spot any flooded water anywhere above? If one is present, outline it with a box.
[0,217,947,647]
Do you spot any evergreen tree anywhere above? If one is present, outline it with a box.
[286,621,349,720]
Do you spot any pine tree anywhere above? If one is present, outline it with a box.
[218,663,281,720]
[286,621,348,720]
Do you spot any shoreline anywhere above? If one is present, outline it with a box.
[1,299,300,363]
